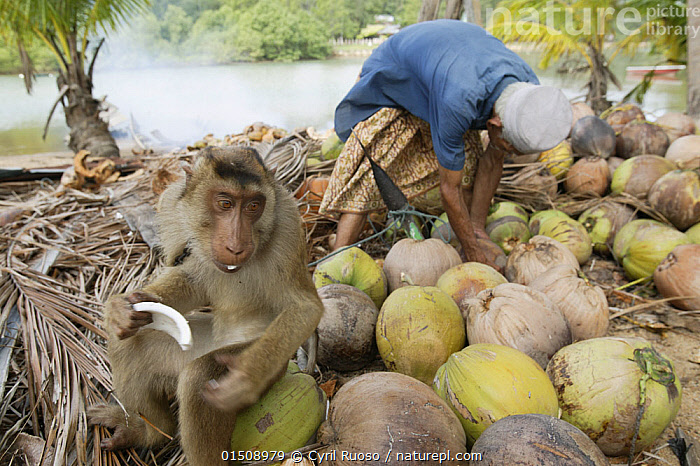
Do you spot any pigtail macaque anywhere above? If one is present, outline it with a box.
[88,147,324,465]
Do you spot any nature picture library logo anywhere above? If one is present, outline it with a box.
[485,1,696,39]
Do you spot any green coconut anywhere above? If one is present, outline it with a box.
[376,286,465,384]
[485,201,529,226]
[430,212,460,247]
[485,216,531,254]
[612,219,664,260]
[619,223,690,280]
[320,131,344,160]
[231,362,326,458]
[436,262,508,315]
[578,202,636,256]
[546,337,682,457]
[432,343,559,447]
[313,246,387,309]
[687,222,700,243]
[610,155,677,199]
[528,209,569,236]
[538,216,593,264]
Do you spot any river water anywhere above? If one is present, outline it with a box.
[0,53,687,157]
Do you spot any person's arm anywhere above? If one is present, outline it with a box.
[469,142,507,233]
[438,165,486,264]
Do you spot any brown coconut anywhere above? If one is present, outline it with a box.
[570,102,596,131]
[616,121,670,158]
[653,244,700,310]
[570,116,616,158]
[564,157,611,196]
[656,112,697,143]
[529,265,609,341]
[603,103,645,132]
[316,284,379,371]
[317,372,467,466]
[383,238,461,292]
[648,170,700,231]
[607,156,625,173]
[464,283,572,368]
[471,414,610,466]
[505,235,580,285]
[665,134,700,170]
[610,155,677,199]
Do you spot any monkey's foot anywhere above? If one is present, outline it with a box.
[87,404,147,450]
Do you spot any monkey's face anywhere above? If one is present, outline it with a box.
[208,187,267,273]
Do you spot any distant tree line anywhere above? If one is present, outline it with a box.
[0,0,423,71]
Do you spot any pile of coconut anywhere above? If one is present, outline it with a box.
[235,103,698,465]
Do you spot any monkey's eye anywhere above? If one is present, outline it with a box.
[246,201,261,212]
[217,199,233,209]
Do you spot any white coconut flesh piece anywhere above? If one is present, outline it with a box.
[134,301,192,351]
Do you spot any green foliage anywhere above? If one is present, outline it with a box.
[0,37,58,72]
[235,0,331,61]
[0,0,423,71]
[0,0,150,88]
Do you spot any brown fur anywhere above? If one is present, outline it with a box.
[88,146,324,465]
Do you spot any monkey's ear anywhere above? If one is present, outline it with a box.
[181,162,194,183]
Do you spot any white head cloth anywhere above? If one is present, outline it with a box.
[494,82,572,153]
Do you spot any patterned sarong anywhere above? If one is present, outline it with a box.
[319,108,483,215]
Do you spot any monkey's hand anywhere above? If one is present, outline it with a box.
[202,353,262,413]
[105,291,161,339]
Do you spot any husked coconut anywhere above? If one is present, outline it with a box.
[529,265,609,341]
[665,134,700,169]
[648,169,700,231]
[653,244,700,310]
[602,103,645,131]
[383,238,461,292]
[570,102,596,131]
[465,283,572,368]
[655,112,697,143]
[616,121,670,158]
[564,157,611,196]
[505,235,580,285]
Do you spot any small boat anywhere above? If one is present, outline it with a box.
[625,65,685,79]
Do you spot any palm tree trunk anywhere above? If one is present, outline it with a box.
[688,0,700,117]
[418,0,441,21]
[445,0,462,19]
[587,44,611,114]
[58,34,119,159]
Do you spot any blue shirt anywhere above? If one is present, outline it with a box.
[335,20,539,170]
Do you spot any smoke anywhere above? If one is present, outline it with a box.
[92,21,363,145]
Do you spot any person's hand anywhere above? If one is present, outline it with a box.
[475,236,507,273]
